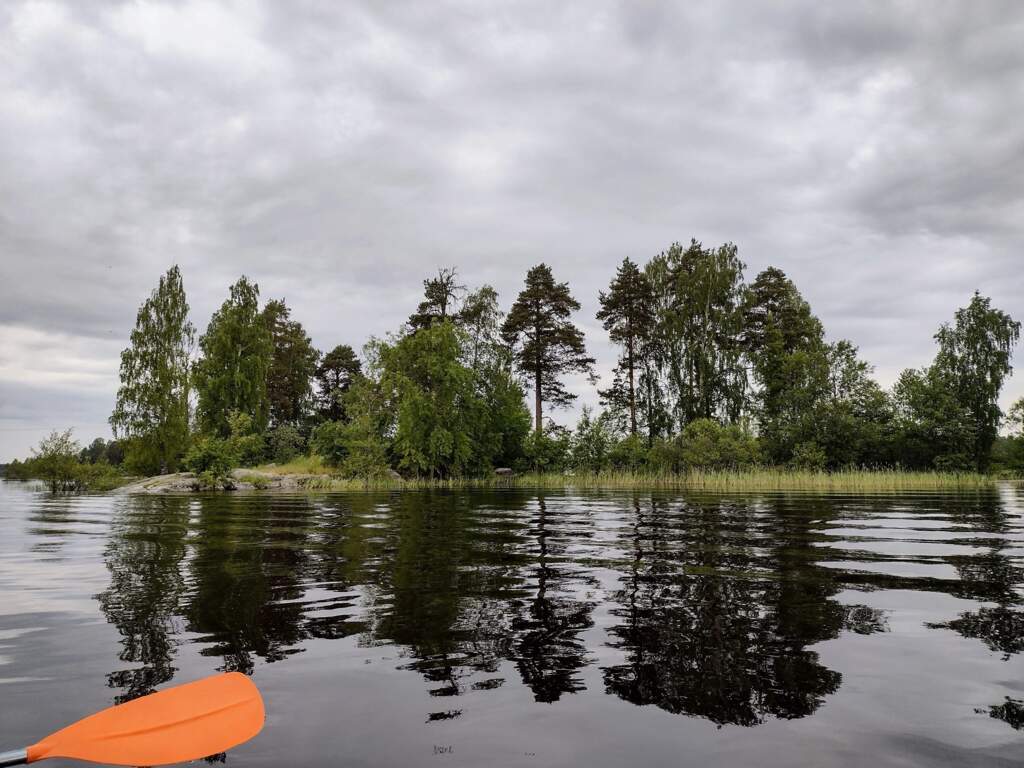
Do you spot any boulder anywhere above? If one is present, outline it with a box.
[494,467,514,477]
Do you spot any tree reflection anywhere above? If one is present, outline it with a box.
[510,494,596,703]
[602,495,882,726]
[96,496,190,702]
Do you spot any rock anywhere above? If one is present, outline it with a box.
[387,469,403,481]
[494,467,514,477]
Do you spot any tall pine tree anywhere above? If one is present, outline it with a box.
[262,299,319,427]
[315,344,362,422]
[597,257,654,437]
[502,264,594,433]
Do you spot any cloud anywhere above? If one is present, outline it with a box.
[0,0,1022,459]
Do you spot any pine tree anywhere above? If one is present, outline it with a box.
[597,257,654,437]
[110,266,194,474]
[315,344,362,422]
[408,267,466,331]
[502,263,595,433]
[262,299,319,426]
[194,276,273,437]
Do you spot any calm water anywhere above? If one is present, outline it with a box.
[2,481,1024,767]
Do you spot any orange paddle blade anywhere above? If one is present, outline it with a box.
[26,673,264,766]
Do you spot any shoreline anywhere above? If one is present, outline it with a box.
[112,467,1008,495]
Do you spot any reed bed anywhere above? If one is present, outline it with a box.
[261,467,999,493]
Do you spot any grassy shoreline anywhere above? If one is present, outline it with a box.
[249,461,1002,492]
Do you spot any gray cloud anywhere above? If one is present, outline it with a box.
[1,0,1022,460]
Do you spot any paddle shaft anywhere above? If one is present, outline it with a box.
[0,749,26,767]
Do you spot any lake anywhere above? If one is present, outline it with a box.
[2,481,1024,767]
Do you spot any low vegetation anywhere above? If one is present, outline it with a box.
[4,430,129,492]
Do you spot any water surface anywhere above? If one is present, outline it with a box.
[2,481,1024,766]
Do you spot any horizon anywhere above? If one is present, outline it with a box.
[2,1,1023,461]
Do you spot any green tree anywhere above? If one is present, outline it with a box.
[931,292,1020,471]
[892,367,976,470]
[740,267,832,463]
[110,265,195,475]
[502,263,595,434]
[408,267,465,331]
[31,429,81,492]
[262,299,319,427]
[657,240,748,426]
[597,258,655,437]
[570,407,616,471]
[382,322,479,477]
[194,276,273,437]
[315,344,362,422]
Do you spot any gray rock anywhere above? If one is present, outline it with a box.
[494,467,514,477]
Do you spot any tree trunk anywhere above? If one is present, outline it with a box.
[535,367,543,434]
[628,335,636,437]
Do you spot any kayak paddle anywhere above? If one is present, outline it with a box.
[0,672,264,766]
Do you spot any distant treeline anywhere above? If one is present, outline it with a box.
[11,242,1024,484]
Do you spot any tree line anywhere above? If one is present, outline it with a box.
[10,241,1022,484]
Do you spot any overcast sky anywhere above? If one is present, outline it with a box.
[1,1,1023,461]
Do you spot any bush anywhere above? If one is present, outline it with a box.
[679,418,760,470]
[72,461,127,492]
[268,424,304,464]
[608,434,648,470]
[789,441,827,470]
[647,437,686,473]
[311,420,349,467]
[32,429,82,492]
[570,408,616,471]
[227,411,265,466]
[184,436,238,488]
[519,425,571,472]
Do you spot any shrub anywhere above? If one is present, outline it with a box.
[570,407,616,471]
[647,437,686,473]
[311,420,349,466]
[32,429,81,492]
[184,436,238,488]
[608,434,648,470]
[789,441,827,470]
[268,424,304,464]
[679,418,760,470]
[519,425,571,472]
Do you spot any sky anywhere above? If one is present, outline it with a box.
[1,0,1023,461]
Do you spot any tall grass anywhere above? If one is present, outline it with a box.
[244,465,998,493]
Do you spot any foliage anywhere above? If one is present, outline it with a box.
[931,292,1020,471]
[267,424,304,464]
[607,434,648,470]
[597,257,655,437]
[183,411,264,487]
[570,407,617,471]
[184,436,238,489]
[310,419,349,467]
[520,424,571,473]
[262,299,319,427]
[194,276,273,437]
[789,441,827,471]
[654,240,748,426]
[502,263,595,433]
[678,418,760,469]
[31,429,82,492]
[314,344,362,422]
[408,267,466,331]
[110,265,194,474]
[381,322,479,477]
[335,375,391,478]
[14,430,128,492]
